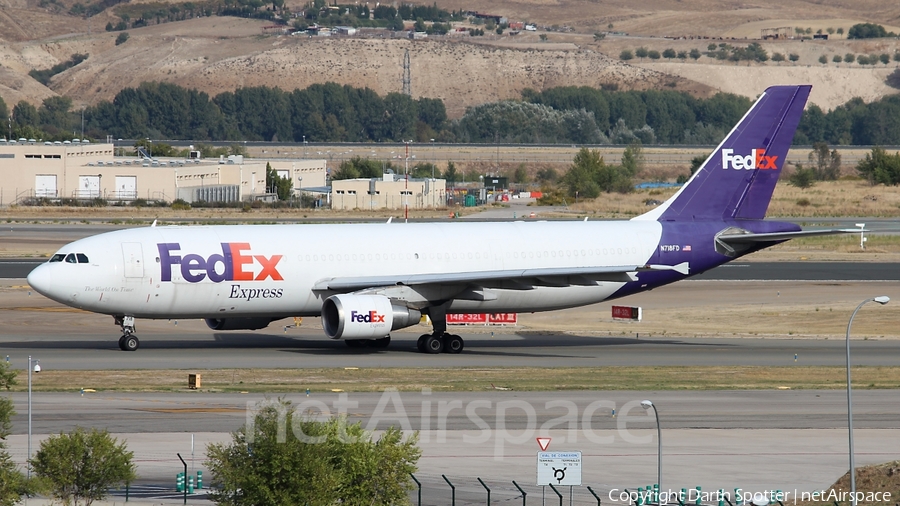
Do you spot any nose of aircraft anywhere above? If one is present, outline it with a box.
[27,263,56,300]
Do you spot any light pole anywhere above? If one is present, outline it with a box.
[28,356,41,478]
[846,295,889,506]
[641,400,662,504]
[430,138,435,178]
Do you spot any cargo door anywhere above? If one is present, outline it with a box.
[122,242,144,279]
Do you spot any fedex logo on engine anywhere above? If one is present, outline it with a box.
[721,148,779,170]
[351,311,386,324]
[158,243,283,283]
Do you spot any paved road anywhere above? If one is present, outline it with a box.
[2,325,899,369]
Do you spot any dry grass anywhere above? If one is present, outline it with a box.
[12,366,900,393]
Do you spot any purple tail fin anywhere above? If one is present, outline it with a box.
[636,85,810,222]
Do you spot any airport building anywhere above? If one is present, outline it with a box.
[330,175,446,210]
[0,140,326,205]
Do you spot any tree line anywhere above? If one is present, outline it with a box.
[6,79,900,145]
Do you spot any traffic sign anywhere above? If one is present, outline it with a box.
[536,437,551,451]
[537,451,582,486]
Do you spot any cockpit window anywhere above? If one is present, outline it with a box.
[65,253,77,263]
[76,253,89,263]
[49,254,65,263]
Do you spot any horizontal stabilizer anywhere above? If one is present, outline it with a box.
[717,228,863,244]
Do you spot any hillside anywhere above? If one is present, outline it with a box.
[1,0,899,119]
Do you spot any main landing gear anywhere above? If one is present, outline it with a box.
[416,333,464,354]
[414,303,464,354]
[114,315,140,351]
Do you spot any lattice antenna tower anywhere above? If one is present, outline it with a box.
[402,49,411,97]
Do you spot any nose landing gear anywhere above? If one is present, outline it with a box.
[114,315,139,351]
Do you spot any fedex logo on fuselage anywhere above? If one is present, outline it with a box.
[351,311,385,324]
[158,243,283,283]
[721,148,778,170]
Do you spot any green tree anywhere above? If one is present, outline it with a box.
[856,147,900,185]
[819,55,827,64]
[808,142,841,180]
[536,167,558,183]
[1,362,30,506]
[562,147,633,198]
[848,23,890,39]
[206,399,420,506]
[513,164,529,184]
[619,49,633,61]
[689,48,701,60]
[30,428,135,506]
[789,164,816,188]
[620,141,643,176]
[771,52,785,62]
[662,48,676,59]
[788,53,800,62]
[0,97,7,131]
[265,162,293,200]
[115,32,129,45]
[833,54,842,63]
[648,50,661,60]
[635,46,648,61]
[844,53,855,63]
[880,53,890,65]
[827,27,835,35]
[837,27,844,38]
[895,52,900,62]
[444,160,459,183]
[593,32,605,41]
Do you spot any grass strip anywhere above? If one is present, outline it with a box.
[14,366,900,393]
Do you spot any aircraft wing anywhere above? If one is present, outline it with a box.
[313,262,690,292]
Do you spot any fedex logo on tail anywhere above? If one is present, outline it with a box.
[721,148,779,170]
[351,311,386,324]
[158,243,283,283]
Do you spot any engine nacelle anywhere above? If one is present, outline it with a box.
[205,317,273,331]
[322,294,421,340]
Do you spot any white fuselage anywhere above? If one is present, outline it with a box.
[28,220,664,319]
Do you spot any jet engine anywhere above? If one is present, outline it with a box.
[322,294,421,339]
[205,317,274,331]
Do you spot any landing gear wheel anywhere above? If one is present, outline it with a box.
[416,334,429,353]
[367,336,391,349]
[423,334,444,354]
[121,334,140,352]
[442,334,464,354]
[345,340,367,348]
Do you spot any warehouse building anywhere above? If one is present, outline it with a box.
[330,175,446,210]
[0,140,326,205]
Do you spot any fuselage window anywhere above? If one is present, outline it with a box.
[65,253,77,263]
[76,253,89,263]
[49,254,65,263]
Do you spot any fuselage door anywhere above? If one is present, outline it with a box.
[122,243,144,279]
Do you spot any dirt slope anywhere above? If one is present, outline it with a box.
[1,0,900,117]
